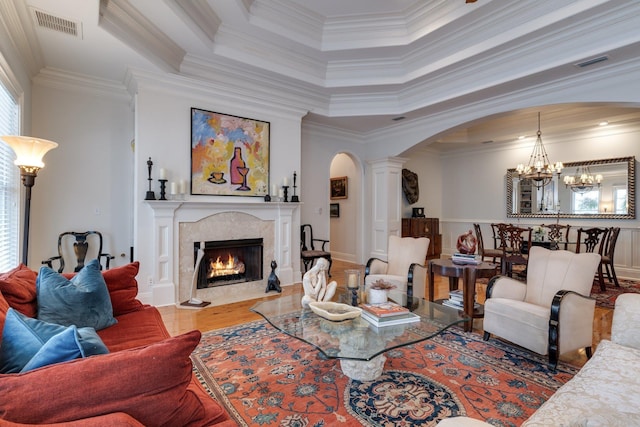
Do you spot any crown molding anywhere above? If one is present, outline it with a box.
[165,0,221,50]
[0,0,44,77]
[33,67,130,100]
[125,67,309,120]
[99,0,185,73]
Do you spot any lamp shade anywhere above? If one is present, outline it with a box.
[0,136,58,168]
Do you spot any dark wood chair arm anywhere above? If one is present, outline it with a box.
[100,253,115,270]
[42,256,62,270]
[312,238,329,251]
[365,257,387,276]
[548,289,596,369]
[407,263,427,298]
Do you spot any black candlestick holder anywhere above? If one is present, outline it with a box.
[282,185,289,202]
[158,179,168,200]
[144,157,156,200]
[291,171,299,202]
[350,287,358,306]
[264,194,271,202]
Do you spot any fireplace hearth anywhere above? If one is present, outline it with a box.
[195,238,263,288]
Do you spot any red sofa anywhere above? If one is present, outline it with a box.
[0,263,235,426]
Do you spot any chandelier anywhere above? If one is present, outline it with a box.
[515,112,563,189]
[563,165,602,194]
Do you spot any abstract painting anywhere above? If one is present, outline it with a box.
[191,108,270,196]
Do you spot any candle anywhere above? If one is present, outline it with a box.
[347,273,358,288]
[283,177,289,186]
[159,168,167,179]
[278,189,284,198]
[179,180,186,194]
[170,182,177,195]
[272,184,278,196]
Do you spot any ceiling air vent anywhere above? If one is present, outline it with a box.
[575,55,609,68]
[31,8,81,38]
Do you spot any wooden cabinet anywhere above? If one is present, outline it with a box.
[401,218,442,261]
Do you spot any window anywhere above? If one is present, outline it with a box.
[614,186,628,214]
[571,189,600,215]
[0,80,20,271]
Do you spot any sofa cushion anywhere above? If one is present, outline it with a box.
[0,330,229,427]
[522,340,640,426]
[0,264,37,318]
[37,259,117,330]
[97,306,170,352]
[63,261,144,316]
[0,308,108,373]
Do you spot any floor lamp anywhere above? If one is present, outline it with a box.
[0,136,58,265]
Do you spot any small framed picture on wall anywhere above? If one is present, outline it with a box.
[330,176,347,199]
[330,203,340,218]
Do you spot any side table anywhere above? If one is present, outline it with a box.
[428,259,498,332]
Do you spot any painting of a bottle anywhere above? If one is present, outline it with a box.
[229,147,245,185]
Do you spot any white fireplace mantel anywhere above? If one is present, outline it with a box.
[145,200,300,306]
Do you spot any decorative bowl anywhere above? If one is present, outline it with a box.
[308,301,362,321]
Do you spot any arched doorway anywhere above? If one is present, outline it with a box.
[329,152,363,264]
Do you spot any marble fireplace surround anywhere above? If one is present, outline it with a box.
[146,201,298,306]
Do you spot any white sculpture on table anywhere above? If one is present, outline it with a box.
[301,258,337,308]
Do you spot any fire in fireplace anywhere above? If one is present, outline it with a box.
[195,238,263,288]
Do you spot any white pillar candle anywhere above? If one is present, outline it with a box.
[179,180,186,194]
[347,273,358,288]
[272,184,278,196]
[278,189,284,198]
[170,182,177,195]
[283,177,289,186]
[159,168,167,179]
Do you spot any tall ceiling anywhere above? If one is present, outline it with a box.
[2,0,640,151]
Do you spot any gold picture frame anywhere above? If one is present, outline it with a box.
[330,176,347,200]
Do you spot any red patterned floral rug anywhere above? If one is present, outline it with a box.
[191,320,579,426]
[590,278,640,310]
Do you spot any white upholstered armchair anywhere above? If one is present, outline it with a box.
[364,235,430,299]
[483,246,600,368]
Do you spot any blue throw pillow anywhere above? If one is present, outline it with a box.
[37,259,117,330]
[0,308,109,373]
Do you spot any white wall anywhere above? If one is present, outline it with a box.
[28,76,134,271]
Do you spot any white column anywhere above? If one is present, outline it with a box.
[368,157,406,260]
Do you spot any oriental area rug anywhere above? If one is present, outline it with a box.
[589,278,640,310]
[191,320,579,427]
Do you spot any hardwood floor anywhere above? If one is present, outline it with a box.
[158,259,613,368]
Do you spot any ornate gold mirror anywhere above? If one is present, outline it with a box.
[507,156,635,219]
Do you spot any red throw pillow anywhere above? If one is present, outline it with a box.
[0,264,37,318]
[0,291,10,342]
[64,262,143,316]
[0,330,224,426]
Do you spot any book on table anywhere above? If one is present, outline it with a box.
[443,289,479,309]
[360,310,421,327]
[360,302,409,318]
[451,253,482,265]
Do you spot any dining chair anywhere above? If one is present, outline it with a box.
[498,225,532,277]
[42,231,114,273]
[473,223,502,263]
[300,224,332,276]
[541,224,571,250]
[600,227,621,290]
[575,227,610,290]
